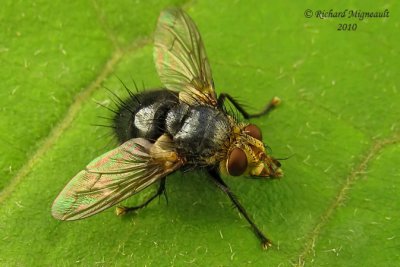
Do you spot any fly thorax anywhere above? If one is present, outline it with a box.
[166,104,231,163]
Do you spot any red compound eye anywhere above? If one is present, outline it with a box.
[244,124,262,141]
[227,148,247,176]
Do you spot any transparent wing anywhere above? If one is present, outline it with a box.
[154,8,217,106]
[51,138,182,221]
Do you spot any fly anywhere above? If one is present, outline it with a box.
[52,8,283,249]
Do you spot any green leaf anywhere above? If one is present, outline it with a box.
[1,1,399,266]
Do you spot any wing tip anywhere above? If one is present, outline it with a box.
[158,7,185,25]
[51,201,68,221]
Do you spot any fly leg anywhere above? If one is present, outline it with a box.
[208,168,272,249]
[217,93,280,119]
[116,177,167,215]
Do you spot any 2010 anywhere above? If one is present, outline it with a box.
[338,23,357,31]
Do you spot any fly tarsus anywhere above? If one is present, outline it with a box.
[261,239,273,250]
[116,177,167,215]
[208,168,272,249]
[217,93,281,119]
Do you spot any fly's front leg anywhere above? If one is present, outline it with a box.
[208,168,272,249]
[217,93,280,119]
[116,177,167,215]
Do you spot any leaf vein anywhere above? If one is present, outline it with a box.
[295,132,400,266]
[0,37,151,204]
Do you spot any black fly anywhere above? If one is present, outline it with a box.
[52,8,283,249]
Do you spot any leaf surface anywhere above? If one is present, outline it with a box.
[0,1,398,266]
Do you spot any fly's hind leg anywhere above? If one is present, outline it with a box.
[208,168,272,249]
[116,177,167,216]
[217,93,281,119]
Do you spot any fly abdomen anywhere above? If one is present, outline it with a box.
[114,89,178,143]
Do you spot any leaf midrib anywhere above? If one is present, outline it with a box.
[0,11,152,205]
